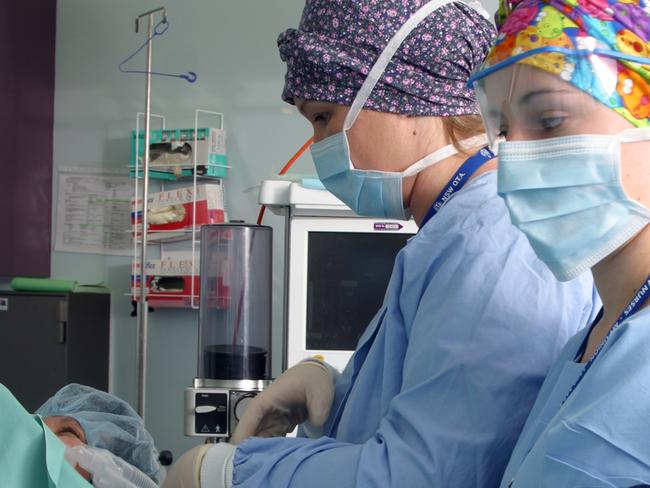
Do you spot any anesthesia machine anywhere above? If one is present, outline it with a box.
[185,224,272,440]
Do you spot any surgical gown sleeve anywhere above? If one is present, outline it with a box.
[231,172,598,487]
[504,307,650,487]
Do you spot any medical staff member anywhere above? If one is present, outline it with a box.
[469,0,650,484]
[164,1,599,486]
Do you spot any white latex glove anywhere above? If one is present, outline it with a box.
[199,443,236,488]
[162,444,212,488]
[230,360,335,444]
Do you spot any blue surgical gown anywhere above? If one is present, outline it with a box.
[233,171,600,487]
[501,305,650,487]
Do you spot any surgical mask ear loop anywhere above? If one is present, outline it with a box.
[615,127,650,144]
[613,127,650,206]
[397,133,490,178]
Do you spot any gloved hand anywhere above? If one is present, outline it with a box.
[231,359,335,444]
[200,443,236,488]
[161,444,212,488]
[162,443,236,488]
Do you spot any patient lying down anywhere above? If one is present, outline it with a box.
[37,383,164,486]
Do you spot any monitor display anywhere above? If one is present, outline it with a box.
[306,231,414,351]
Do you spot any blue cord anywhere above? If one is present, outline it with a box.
[468,45,650,86]
[118,19,197,83]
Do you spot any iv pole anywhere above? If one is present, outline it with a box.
[135,6,166,421]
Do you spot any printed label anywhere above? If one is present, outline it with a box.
[374,223,403,231]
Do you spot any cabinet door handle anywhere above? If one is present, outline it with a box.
[57,321,67,344]
[57,300,68,344]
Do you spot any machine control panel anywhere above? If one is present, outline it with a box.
[186,389,229,437]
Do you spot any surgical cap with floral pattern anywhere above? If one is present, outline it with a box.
[278,0,497,116]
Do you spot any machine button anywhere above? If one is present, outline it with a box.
[195,405,217,414]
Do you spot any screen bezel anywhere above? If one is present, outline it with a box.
[285,216,418,372]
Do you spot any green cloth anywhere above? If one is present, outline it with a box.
[11,278,76,292]
[0,384,92,488]
[10,278,109,294]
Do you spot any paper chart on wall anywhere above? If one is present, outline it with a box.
[55,168,133,255]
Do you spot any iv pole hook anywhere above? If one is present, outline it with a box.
[136,7,167,33]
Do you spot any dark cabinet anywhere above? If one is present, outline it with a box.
[0,291,110,411]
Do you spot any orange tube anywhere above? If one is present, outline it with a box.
[257,137,314,225]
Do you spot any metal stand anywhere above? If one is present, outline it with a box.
[135,6,166,421]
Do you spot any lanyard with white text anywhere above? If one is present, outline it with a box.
[420,146,495,228]
[563,274,650,404]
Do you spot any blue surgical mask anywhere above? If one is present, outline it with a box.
[311,129,466,219]
[308,0,489,220]
[498,128,650,282]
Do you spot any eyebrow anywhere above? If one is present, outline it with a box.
[517,89,573,105]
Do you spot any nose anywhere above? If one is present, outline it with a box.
[312,126,327,144]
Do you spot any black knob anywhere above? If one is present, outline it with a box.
[158,450,173,466]
[130,300,155,317]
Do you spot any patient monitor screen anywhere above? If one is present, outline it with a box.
[306,231,413,351]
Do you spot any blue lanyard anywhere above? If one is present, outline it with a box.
[420,146,495,228]
[563,274,650,404]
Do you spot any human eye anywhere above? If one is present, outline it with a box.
[58,429,79,439]
[539,113,567,131]
[58,420,85,441]
[521,109,569,136]
[312,112,330,125]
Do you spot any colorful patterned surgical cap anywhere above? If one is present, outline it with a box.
[479,0,650,127]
